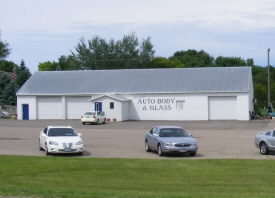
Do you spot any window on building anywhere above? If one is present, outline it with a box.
[176,100,185,110]
[110,102,114,109]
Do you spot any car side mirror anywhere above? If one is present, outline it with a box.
[78,133,82,137]
[189,133,193,137]
[153,133,158,137]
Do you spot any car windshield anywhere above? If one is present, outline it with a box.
[84,112,96,115]
[48,128,77,136]
[159,128,189,137]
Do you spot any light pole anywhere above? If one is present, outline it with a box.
[268,48,271,108]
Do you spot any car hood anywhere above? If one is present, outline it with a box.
[48,136,82,143]
[160,137,197,144]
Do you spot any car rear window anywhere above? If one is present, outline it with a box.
[84,112,96,115]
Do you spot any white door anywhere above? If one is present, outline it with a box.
[37,97,62,119]
[208,96,237,120]
[66,97,92,119]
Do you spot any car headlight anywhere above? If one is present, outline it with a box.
[75,140,83,145]
[162,142,173,146]
[191,142,197,146]
[49,140,58,146]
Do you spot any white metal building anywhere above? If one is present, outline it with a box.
[16,67,254,121]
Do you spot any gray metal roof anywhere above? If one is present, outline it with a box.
[16,67,252,96]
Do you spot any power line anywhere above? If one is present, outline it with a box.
[6,48,274,63]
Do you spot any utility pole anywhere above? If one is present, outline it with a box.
[268,48,271,107]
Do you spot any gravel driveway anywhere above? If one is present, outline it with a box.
[1,119,275,159]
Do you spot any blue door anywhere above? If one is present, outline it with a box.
[23,104,29,120]
[95,102,102,111]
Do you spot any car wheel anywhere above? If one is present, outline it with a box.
[158,144,163,156]
[45,143,50,156]
[189,152,196,156]
[260,142,269,155]
[39,139,43,150]
[145,140,151,152]
[96,119,99,125]
[82,122,85,125]
[103,118,106,124]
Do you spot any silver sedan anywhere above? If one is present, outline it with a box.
[254,129,275,155]
[144,126,198,156]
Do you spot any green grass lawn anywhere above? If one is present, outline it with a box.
[0,155,275,198]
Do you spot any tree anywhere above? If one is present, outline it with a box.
[1,81,19,105]
[73,32,155,70]
[118,33,139,69]
[38,61,54,71]
[246,58,254,66]
[0,40,11,60]
[16,70,31,87]
[170,49,214,68]
[0,60,18,72]
[252,65,265,76]
[139,37,155,68]
[0,37,32,105]
[215,56,246,67]
[0,73,11,88]
[253,71,267,87]
[254,103,262,116]
[38,55,81,71]
[0,74,11,104]
[63,55,81,70]
[14,59,31,87]
[150,57,178,68]
[19,59,30,73]
[254,84,267,108]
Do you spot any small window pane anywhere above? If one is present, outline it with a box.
[176,100,185,109]
[110,102,114,109]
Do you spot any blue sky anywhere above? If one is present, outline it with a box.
[1,0,275,74]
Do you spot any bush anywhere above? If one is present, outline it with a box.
[254,103,262,116]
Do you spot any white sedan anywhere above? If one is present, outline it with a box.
[81,111,106,125]
[39,126,84,155]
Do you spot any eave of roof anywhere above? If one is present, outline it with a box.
[89,94,132,102]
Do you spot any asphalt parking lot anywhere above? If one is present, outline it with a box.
[1,118,275,159]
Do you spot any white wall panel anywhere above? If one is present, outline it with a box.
[66,97,92,119]
[37,97,62,119]
[126,93,209,121]
[208,96,237,120]
[17,96,37,120]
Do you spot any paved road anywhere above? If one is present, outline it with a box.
[1,119,275,159]
[0,118,272,130]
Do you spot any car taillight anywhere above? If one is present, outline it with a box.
[93,116,96,118]
[81,116,83,118]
